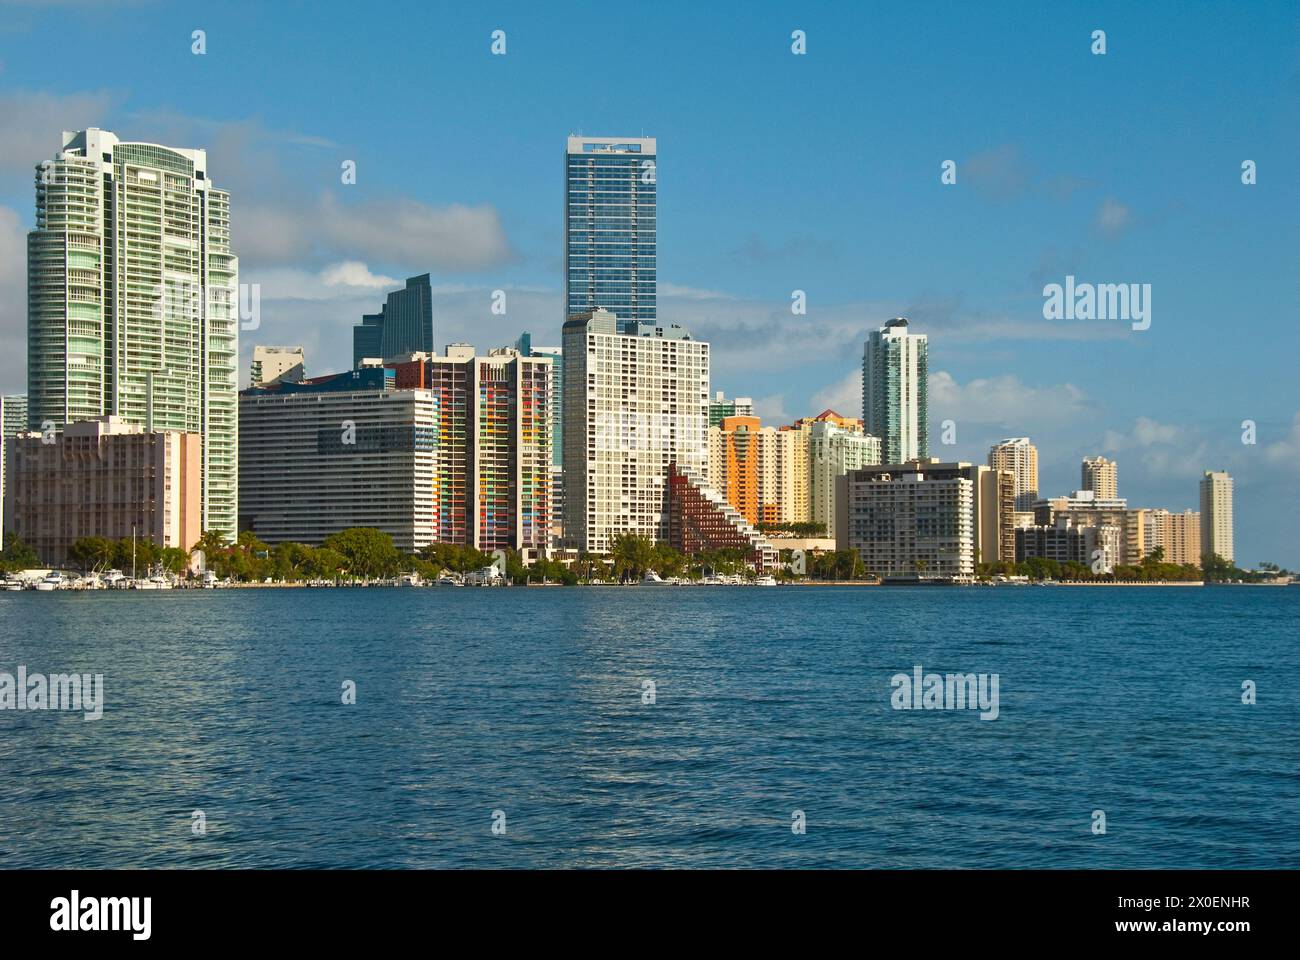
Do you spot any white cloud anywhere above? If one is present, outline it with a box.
[235,194,512,272]
[1094,197,1133,236]
[320,261,400,290]
[0,89,118,177]
[0,206,27,393]
[929,370,1089,429]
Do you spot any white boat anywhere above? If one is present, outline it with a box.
[641,570,667,585]
[201,570,218,589]
[754,575,778,586]
[35,572,64,591]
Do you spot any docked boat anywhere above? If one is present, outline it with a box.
[641,570,668,585]
[34,572,65,591]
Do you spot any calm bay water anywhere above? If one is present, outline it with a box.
[0,585,1296,869]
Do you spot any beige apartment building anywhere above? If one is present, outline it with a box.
[988,437,1039,510]
[1081,456,1118,500]
[1127,508,1202,567]
[6,416,201,566]
[1199,470,1233,563]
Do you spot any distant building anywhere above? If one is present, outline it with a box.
[708,391,754,427]
[807,416,881,541]
[1081,456,1118,500]
[7,416,202,566]
[989,437,1039,510]
[517,333,564,545]
[1015,517,1121,570]
[1032,489,1131,561]
[562,309,708,553]
[1126,507,1202,567]
[1199,471,1234,563]
[351,274,433,367]
[0,393,28,550]
[666,463,776,571]
[565,136,657,332]
[250,345,306,387]
[863,318,928,463]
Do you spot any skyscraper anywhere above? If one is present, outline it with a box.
[989,437,1040,510]
[1199,470,1234,564]
[351,274,433,367]
[27,128,239,540]
[1081,456,1118,500]
[863,318,928,464]
[564,136,657,332]
[562,309,708,553]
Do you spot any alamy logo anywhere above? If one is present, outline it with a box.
[0,667,104,720]
[1043,274,1151,330]
[891,665,999,720]
[50,891,151,940]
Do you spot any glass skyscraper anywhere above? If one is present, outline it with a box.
[27,128,239,539]
[564,136,657,333]
[351,274,433,367]
[862,318,929,464]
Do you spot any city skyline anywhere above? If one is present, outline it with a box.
[0,2,1296,565]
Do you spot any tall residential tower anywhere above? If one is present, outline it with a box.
[862,318,928,463]
[27,128,239,539]
[1199,470,1234,564]
[989,437,1040,510]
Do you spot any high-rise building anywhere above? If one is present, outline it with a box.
[239,373,436,553]
[708,415,763,525]
[517,333,564,545]
[836,459,1015,581]
[387,345,553,554]
[27,128,239,539]
[808,415,881,540]
[564,136,657,332]
[250,346,306,387]
[1,394,30,550]
[562,309,708,553]
[989,437,1040,510]
[1081,456,1118,500]
[8,416,202,566]
[351,274,433,367]
[708,391,754,427]
[863,318,928,463]
[836,460,974,581]
[1199,470,1234,564]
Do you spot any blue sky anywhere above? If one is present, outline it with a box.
[1,0,1297,563]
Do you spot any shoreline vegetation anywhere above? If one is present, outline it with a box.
[0,528,1290,590]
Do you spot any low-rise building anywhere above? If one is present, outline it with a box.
[6,416,201,565]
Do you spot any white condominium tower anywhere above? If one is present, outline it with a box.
[562,309,709,553]
[863,318,928,464]
[989,437,1040,510]
[1199,470,1234,564]
[27,128,239,540]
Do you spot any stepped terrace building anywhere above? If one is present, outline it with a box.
[666,463,777,571]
